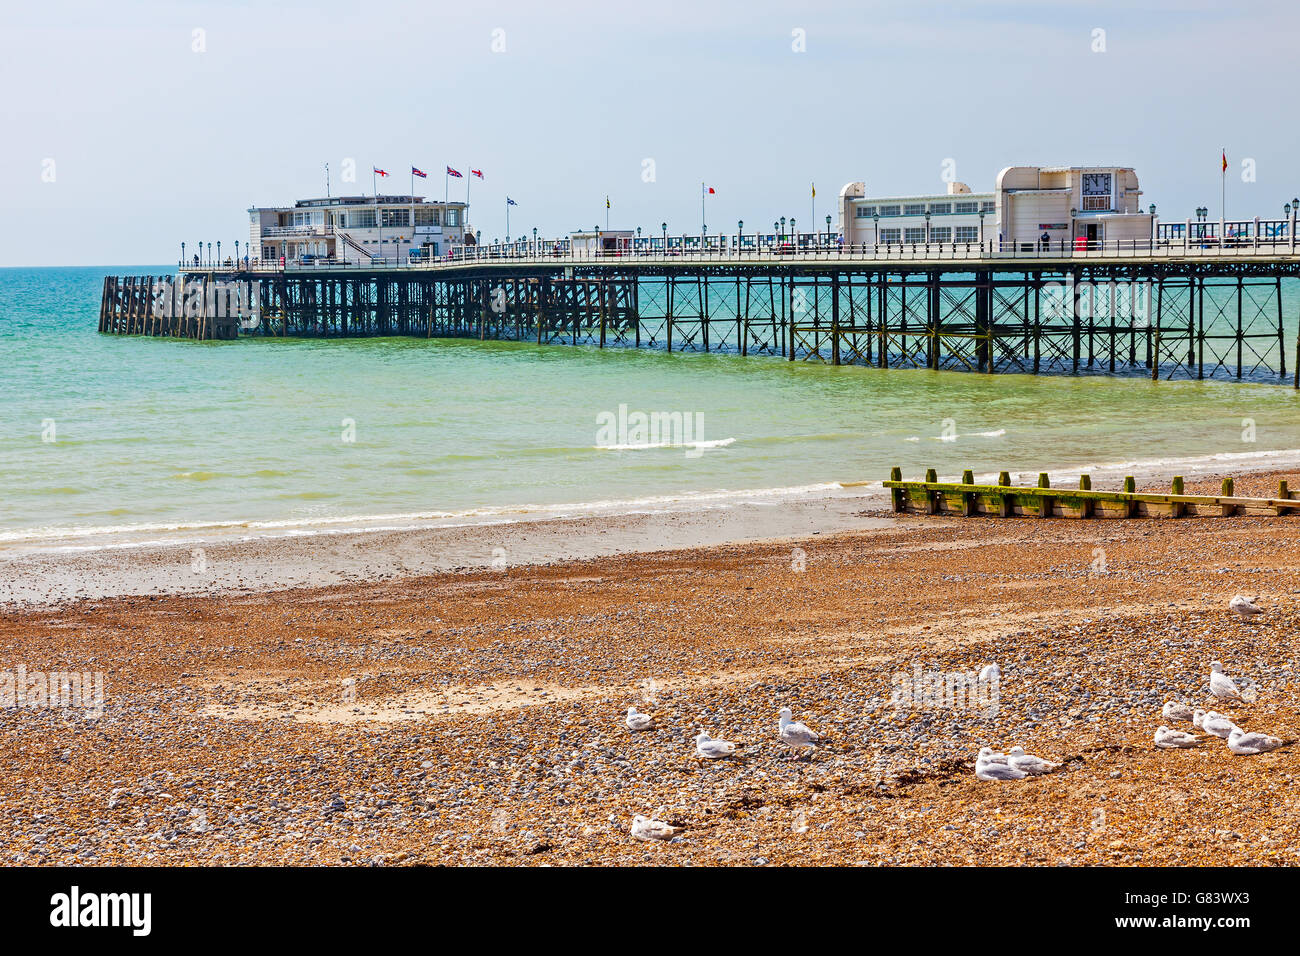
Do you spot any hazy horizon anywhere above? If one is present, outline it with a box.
[3,0,1297,267]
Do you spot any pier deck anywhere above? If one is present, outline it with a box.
[99,239,1300,385]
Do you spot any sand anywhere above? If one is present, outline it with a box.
[1,467,1299,865]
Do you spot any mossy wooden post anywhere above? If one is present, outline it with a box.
[925,468,939,514]
[1170,475,1185,518]
[1037,472,1051,518]
[1222,478,1236,517]
[889,466,904,513]
[1123,476,1137,518]
[997,471,1012,517]
[1277,478,1292,516]
[961,470,976,516]
[1078,474,1093,518]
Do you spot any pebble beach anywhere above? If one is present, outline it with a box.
[1,469,1298,866]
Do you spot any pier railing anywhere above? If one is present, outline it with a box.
[189,233,1300,274]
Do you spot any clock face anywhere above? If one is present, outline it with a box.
[1082,173,1112,196]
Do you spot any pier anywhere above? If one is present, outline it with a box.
[99,236,1300,384]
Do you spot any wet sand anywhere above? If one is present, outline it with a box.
[1,468,1299,865]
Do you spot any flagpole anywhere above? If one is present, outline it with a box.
[811,182,815,239]
[1221,146,1226,226]
[701,182,705,235]
[466,167,471,232]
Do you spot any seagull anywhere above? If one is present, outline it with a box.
[1192,708,1208,729]
[1162,701,1195,722]
[625,706,655,732]
[979,663,1001,682]
[1209,661,1243,701]
[778,706,820,759]
[977,746,1009,764]
[1154,725,1201,749]
[694,732,737,760]
[975,749,1026,781]
[1228,595,1263,620]
[1201,711,1239,739]
[1006,746,1059,775]
[1226,727,1289,756]
[629,814,679,841]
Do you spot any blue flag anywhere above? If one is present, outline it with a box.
[507,197,518,206]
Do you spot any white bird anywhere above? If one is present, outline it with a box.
[1226,727,1288,756]
[1162,701,1195,722]
[976,746,1009,764]
[625,706,655,732]
[629,814,679,841]
[1209,661,1243,700]
[1154,725,1201,749]
[1192,708,1208,729]
[1006,746,1059,775]
[694,732,736,760]
[1201,711,1239,739]
[1228,595,1263,620]
[975,749,1026,781]
[777,706,820,759]
[979,663,1001,682]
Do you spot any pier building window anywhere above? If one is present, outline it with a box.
[445,209,460,226]
[903,203,926,216]
[415,207,441,225]
[879,205,901,217]
[930,226,952,242]
[879,228,901,243]
[955,226,978,242]
[929,203,951,216]
[855,206,876,219]
[345,210,377,228]
[954,201,978,214]
[381,208,410,227]
[980,201,996,213]
[904,227,926,242]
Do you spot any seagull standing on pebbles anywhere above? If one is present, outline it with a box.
[694,732,737,760]
[979,663,1001,682]
[1154,726,1201,749]
[1209,661,1243,701]
[777,707,820,760]
[1228,595,1264,621]
[1226,728,1289,755]
[1201,711,1239,739]
[625,706,655,732]
[1006,746,1059,775]
[630,815,679,841]
[1162,701,1195,722]
[975,748,1026,780]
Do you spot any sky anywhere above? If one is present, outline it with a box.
[2,0,1298,266]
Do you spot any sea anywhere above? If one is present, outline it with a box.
[3,265,1300,552]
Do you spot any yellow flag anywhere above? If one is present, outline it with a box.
[811,182,816,199]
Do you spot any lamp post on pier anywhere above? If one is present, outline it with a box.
[924,210,931,246]
[217,241,221,266]
[1149,204,1157,245]
[181,242,185,268]
[780,216,786,239]
[978,210,985,248]
[825,214,832,246]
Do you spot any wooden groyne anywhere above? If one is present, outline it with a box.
[883,468,1300,519]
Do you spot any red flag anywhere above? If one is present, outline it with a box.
[471,169,484,179]
[1221,150,1228,173]
[707,186,716,194]
[446,166,463,178]
[373,167,388,177]
[412,166,427,178]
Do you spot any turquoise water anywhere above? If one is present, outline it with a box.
[3,265,1300,548]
